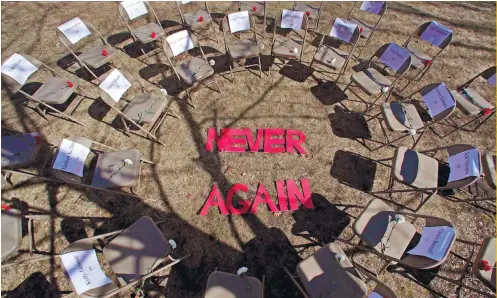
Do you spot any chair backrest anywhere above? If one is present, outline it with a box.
[274,9,308,31]
[176,1,209,22]
[459,66,496,90]
[238,1,265,16]
[1,53,43,90]
[162,29,202,60]
[222,12,257,42]
[56,17,102,52]
[407,21,453,50]
[368,43,412,75]
[320,18,361,46]
[418,82,456,122]
[348,1,388,19]
[98,68,137,108]
[119,1,161,33]
[444,144,482,189]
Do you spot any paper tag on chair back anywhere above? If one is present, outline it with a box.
[378,43,410,73]
[99,69,132,103]
[1,53,39,85]
[488,73,496,87]
[60,249,112,295]
[57,17,92,44]
[330,18,357,43]
[281,9,304,30]
[53,139,91,177]
[422,83,455,118]
[228,11,250,33]
[367,292,383,298]
[407,226,456,261]
[121,1,149,20]
[360,1,385,15]
[419,21,452,48]
[166,30,195,56]
[447,148,481,182]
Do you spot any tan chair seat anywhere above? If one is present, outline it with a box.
[91,149,141,189]
[176,57,214,85]
[313,46,348,69]
[204,271,262,298]
[392,146,439,189]
[240,2,265,17]
[1,133,42,169]
[32,77,78,104]
[353,199,417,261]
[123,93,167,123]
[272,35,302,60]
[472,237,496,291]
[450,88,494,116]
[79,44,117,69]
[482,153,496,190]
[1,209,22,261]
[183,9,212,28]
[406,43,431,69]
[228,39,260,60]
[296,243,367,298]
[132,22,165,43]
[351,68,392,95]
[381,102,424,131]
[347,18,373,39]
[294,3,320,19]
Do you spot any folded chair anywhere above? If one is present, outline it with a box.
[346,1,388,58]
[204,270,264,298]
[284,242,397,298]
[237,1,267,37]
[343,43,411,111]
[310,18,360,84]
[176,1,219,43]
[222,12,262,81]
[292,1,323,36]
[119,1,165,63]
[1,53,92,126]
[162,30,221,108]
[365,82,456,151]
[98,68,180,146]
[400,21,453,91]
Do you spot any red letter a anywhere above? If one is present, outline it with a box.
[199,184,229,216]
[250,183,279,213]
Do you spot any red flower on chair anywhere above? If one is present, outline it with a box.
[252,5,257,11]
[198,16,204,22]
[481,260,494,272]
[66,81,74,88]
[305,11,310,17]
[1,204,11,211]
[482,108,493,116]
[101,49,108,56]
[359,27,363,33]
[150,32,156,38]
[424,60,432,66]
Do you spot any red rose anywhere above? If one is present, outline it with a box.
[359,27,363,33]
[101,49,108,56]
[252,5,257,11]
[484,264,493,272]
[34,135,42,144]
[198,16,204,22]
[66,81,74,88]
[150,31,156,38]
[305,11,310,17]
[424,60,432,66]
[482,108,493,116]
[1,204,11,211]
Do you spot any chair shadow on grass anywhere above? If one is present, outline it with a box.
[330,150,377,192]
[310,81,348,106]
[3,272,61,298]
[278,60,313,82]
[56,53,111,83]
[329,106,372,142]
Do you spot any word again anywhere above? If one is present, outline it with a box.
[199,178,314,215]
[205,128,307,154]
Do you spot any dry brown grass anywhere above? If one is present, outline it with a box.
[1,1,496,298]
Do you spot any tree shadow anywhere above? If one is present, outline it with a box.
[328,106,372,140]
[330,150,377,192]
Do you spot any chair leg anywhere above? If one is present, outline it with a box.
[343,80,352,92]
[415,190,437,212]
[258,55,263,78]
[210,21,219,43]
[184,88,196,109]
[228,56,234,83]
[213,76,222,95]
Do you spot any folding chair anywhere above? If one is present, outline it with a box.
[176,1,219,43]
[237,1,267,37]
[343,43,411,111]
[370,144,482,211]
[472,237,496,292]
[1,53,91,126]
[292,1,323,36]
[204,270,264,298]
[346,1,388,59]
[98,68,180,146]
[482,153,496,190]
[284,242,397,298]
[222,11,262,81]
[400,21,453,91]
[365,82,456,151]
[2,132,43,183]
[119,1,165,63]
[452,152,496,203]
[310,18,360,84]
[162,30,221,108]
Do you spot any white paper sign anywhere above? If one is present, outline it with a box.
[367,293,383,298]
[360,1,384,15]
[407,226,456,261]
[57,17,92,45]
[53,139,90,177]
[420,21,452,47]
[99,69,132,103]
[228,11,250,33]
[378,43,410,72]
[330,18,357,43]
[281,9,304,30]
[1,53,39,85]
[166,30,194,56]
[181,0,192,4]
[488,74,496,87]
[448,149,480,182]
[121,1,148,20]
[422,83,455,117]
[60,249,112,295]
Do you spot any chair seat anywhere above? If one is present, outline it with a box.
[79,44,117,69]
[450,88,494,116]
[204,271,262,298]
[392,146,439,189]
[176,57,214,85]
[406,43,431,70]
[103,216,170,285]
[272,35,302,60]
[482,153,496,190]
[313,46,348,69]
[294,3,320,19]
[1,210,22,261]
[123,93,167,123]
[473,237,496,291]
[132,22,165,43]
[91,149,141,189]
[32,77,78,104]
[240,1,264,17]
[296,243,367,298]
[347,18,373,39]
[381,102,424,131]
[353,199,417,261]
[183,9,212,28]
[1,133,42,169]
[351,68,392,95]
[228,39,260,60]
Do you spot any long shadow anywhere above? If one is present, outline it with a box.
[330,150,377,192]
[328,106,372,140]
[3,272,61,298]
[310,81,348,106]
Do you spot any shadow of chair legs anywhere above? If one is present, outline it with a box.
[330,150,377,192]
[3,272,61,298]
[329,106,372,140]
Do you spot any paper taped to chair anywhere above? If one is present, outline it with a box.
[330,18,357,43]
[367,292,384,298]
[378,43,410,72]
[422,83,455,118]
[228,11,250,33]
[57,17,92,44]
[166,30,194,56]
[181,0,192,4]
[53,139,90,177]
[360,1,384,15]
[488,73,496,87]
[60,249,112,295]
[419,21,452,47]
[407,226,455,261]
[1,53,39,85]
[99,69,132,102]
[121,1,148,20]
[447,148,480,182]
[281,9,304,30]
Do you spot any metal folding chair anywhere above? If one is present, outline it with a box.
[237,1,267,38]
[292,1,323,36]
[204,270,265,298]
[176,1,219,43]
